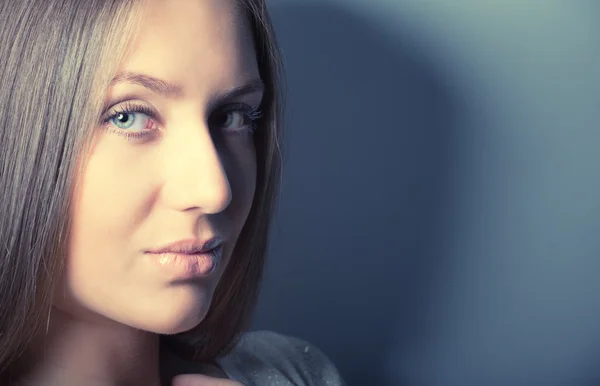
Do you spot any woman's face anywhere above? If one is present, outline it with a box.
[58,0,262,334]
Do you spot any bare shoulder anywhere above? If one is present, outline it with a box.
[217,330,346,386]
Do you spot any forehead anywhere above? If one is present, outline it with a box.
[120,0,258,93]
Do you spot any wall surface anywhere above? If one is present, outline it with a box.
[253,2,600,385]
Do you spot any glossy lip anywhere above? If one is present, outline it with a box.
[145,237,224,255]
[145,237,225,279]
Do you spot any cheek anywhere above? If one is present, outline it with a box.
[68,139,155,271]
[223,136,258,233]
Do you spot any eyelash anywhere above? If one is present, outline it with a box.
[100,101,263,140]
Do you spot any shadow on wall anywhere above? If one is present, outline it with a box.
[252,2,466,385]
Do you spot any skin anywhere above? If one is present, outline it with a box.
[14,0,262,385]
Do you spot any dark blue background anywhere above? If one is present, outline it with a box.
[253,2,600,385]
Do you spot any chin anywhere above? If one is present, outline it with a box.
[138,289,213,335]
[133,306,210,335]
[58,278,217,335]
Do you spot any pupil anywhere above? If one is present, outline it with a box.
[117,113,129,122]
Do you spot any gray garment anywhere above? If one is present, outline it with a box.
[216,331,346,386]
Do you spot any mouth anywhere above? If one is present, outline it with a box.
[145,238,225,279]
[146,237,224,255]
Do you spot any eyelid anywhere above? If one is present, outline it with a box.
[213,102,262,122]
[214,101,261,115]
[101,100,162,124]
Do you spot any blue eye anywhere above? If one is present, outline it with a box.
[220,111,249,130]
[110,111,150,131]
[101,101,160,140]
[212,104,262,133]
[111,112,135,128]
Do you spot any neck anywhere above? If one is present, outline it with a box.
[7,307,163,386]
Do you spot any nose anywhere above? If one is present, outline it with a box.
[160,124,232,214]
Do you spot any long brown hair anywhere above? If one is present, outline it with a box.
[0,0,284,374]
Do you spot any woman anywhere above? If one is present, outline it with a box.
[0,0,345,385]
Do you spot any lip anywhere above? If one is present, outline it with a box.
[145,238,224,279]
[146,237,224,255]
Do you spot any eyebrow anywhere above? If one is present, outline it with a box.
[109,71,265,107]
[111,71,184,98]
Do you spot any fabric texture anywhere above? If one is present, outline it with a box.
[216,331,346,386]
